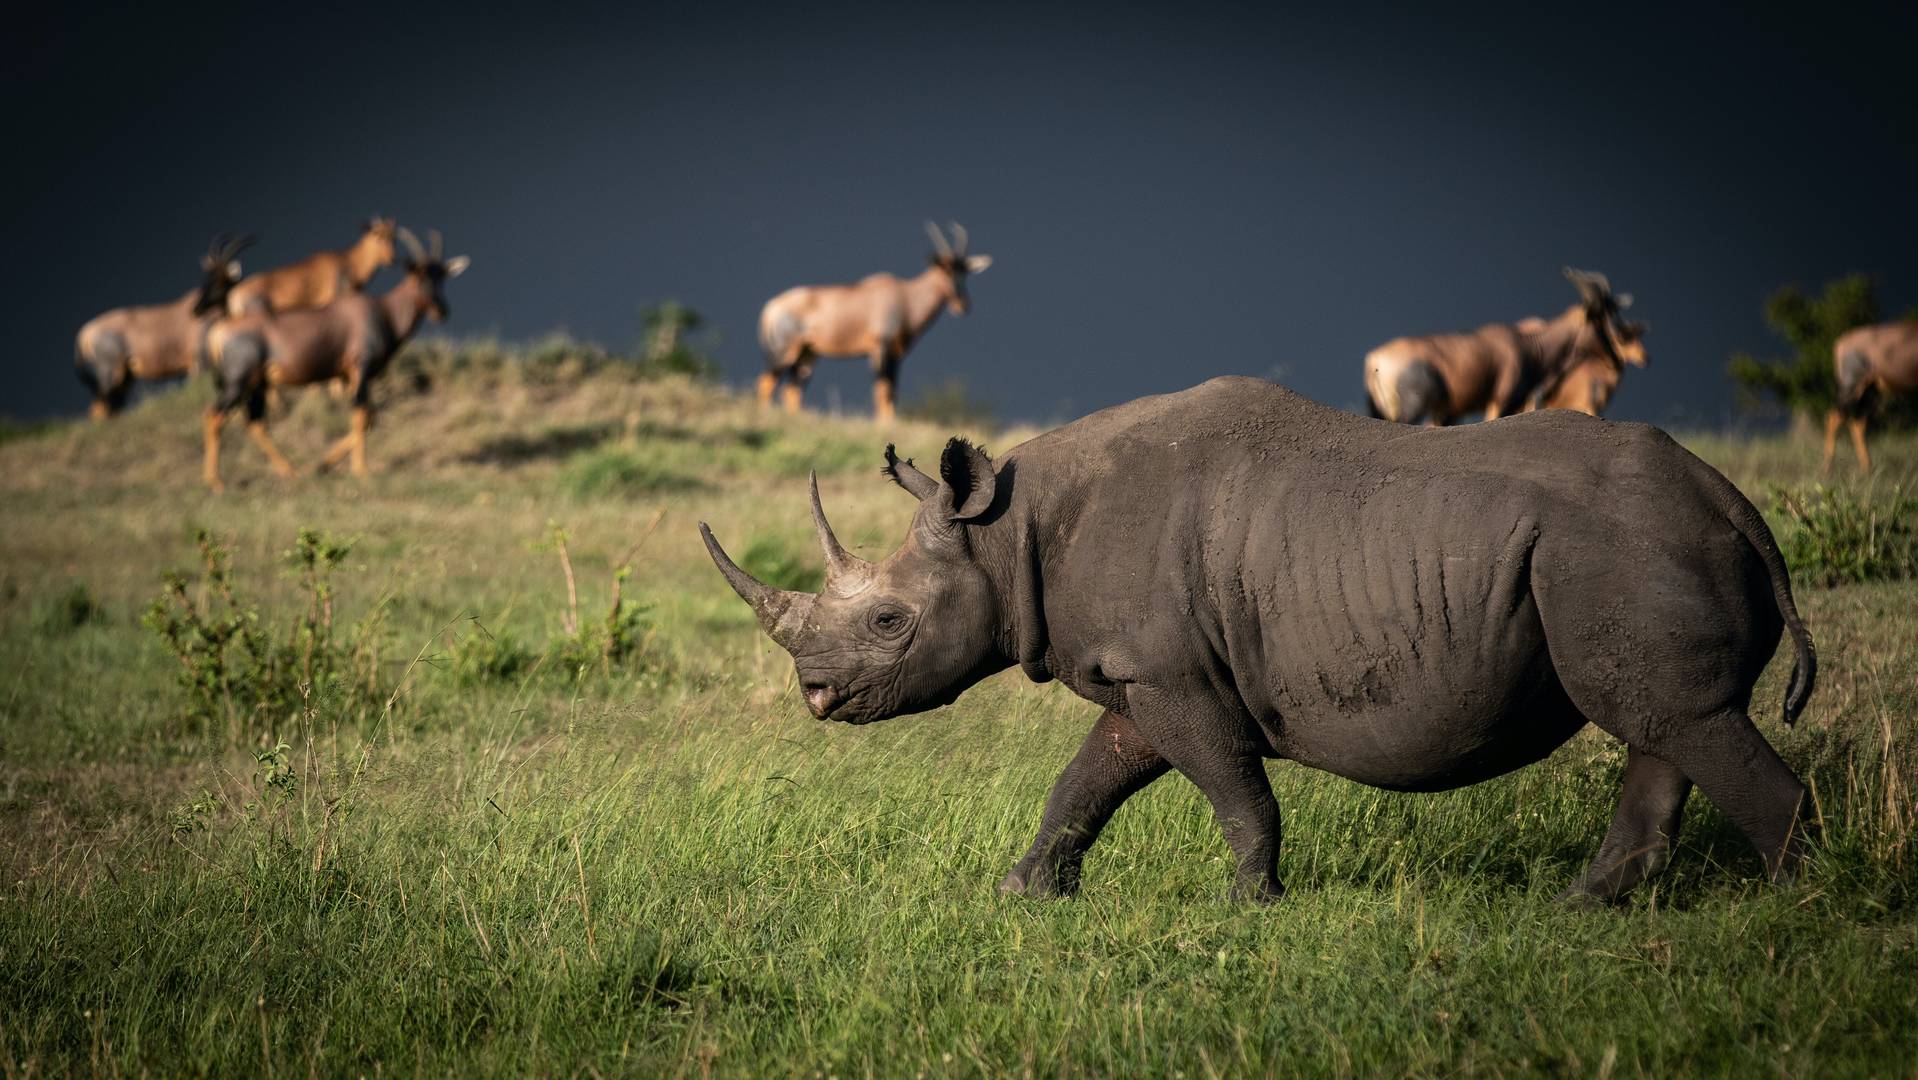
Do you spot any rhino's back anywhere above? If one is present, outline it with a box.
[1008,378,1760,789]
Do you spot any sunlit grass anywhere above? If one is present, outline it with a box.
[0,367,1913,1075]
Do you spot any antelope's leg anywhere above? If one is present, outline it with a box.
[1822,409,1842,472]
[755,369,780,408]
[245,421,298,479]
[319,382,364,468]
[202,410,229,492]
[89,401,110,422]
[1000,710,1169,897]
[781,362,813,414]
[872,352,899,427]
[348,406,371,478]
[1848,416,1872,474]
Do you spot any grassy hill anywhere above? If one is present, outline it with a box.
[1,346,1915,1076]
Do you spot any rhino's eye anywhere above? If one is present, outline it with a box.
[869,607,911,639]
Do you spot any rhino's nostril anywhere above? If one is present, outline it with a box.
[802,682,843,718]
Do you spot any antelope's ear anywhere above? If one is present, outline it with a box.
[227,260,243,279]
[444,255,471,278]
[965,254,993,274]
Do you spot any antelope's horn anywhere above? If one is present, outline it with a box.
[925,220,953,259]
[397,226,428,265]
[429,229,444,261]
[947,221,968,257]
[810,472,873,594]
[700,524,814,651]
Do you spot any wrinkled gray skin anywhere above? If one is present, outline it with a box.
[702,377,1816,904]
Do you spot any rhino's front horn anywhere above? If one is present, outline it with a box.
[700,523,814,651]
[810,471,873,596]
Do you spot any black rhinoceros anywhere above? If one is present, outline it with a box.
[702,377,1814,904]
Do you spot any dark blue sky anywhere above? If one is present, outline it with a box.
[6,1,1915,426]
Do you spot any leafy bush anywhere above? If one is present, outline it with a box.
[35,582,102,633]
[1768,484,1918,586]
[450,623,540,685]
[457,520,662,683]
[559,446,704,499]
[143,528,385,739]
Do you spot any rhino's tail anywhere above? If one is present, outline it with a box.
[1701,462,1816,725]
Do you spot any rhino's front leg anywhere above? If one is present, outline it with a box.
[1001,710,1169,897]
[1128,686,1285,904]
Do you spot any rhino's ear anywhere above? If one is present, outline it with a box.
[883,444,940,501]
[938,437,995,521]
[908,438,996,557]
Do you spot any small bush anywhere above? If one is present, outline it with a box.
[451,623,540,685]
[143,528,384,739]
[35,582,102,633]
[1768,484,1918,586]
[560,446,704,499]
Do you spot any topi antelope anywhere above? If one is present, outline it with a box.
[757,222,991,425]
[74,234,254,420]
[201,228,467,492]
[1824,320,1918,473]
[1365,268,1646,425]
[1518,310,1650,417]
[225,218,397,316]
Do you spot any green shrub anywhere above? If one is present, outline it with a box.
[450,623,540,685]
[1768,484,1918,586]
[559,446,704,499]
[143,528,384,739]
[34,582,102,633]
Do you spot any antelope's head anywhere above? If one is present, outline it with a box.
[396,227,470,322]
[925,221,992,316]
[1564,267,1649,368]
[358,217,400,269]
[192,233,255,316]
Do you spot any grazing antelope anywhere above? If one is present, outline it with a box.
[1365,268,1645,425]
[225,218,397,316]
[74,234,254,420]
[201,228,467,492]
[1824,320,1918,473]
[757,222,992,424]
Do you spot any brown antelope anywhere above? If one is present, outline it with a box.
[225,218,397,316]
[73,234,254,420]
[757,222,991,424]
[1824,320,1918,473]
[1365,268,1645,424]
[201,228,467,492]
[1518,312,1650,417]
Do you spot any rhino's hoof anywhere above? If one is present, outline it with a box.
[1553,886,1614,912]
[998,867,1072,899]
[1232,878,1286,905]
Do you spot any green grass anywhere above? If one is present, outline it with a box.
[1,365,1915,1076]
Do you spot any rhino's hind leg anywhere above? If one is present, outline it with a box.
[1603,710,1807,886]
[1559,747,1692,907]
[1001,710,1169,898]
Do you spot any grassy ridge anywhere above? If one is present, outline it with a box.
[2,355,1916,1076]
